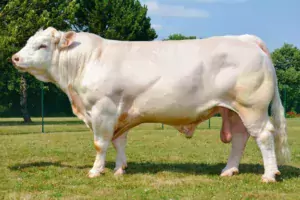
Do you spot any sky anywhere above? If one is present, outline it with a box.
[140,0,300,52]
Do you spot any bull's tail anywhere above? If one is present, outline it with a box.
[271,80,290,165]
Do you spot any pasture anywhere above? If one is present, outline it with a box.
[0,117,299,200]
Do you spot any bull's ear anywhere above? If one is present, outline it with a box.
[58,31,76,49]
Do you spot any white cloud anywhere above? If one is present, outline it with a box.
[151,24,163,30]
[144,1,209,18]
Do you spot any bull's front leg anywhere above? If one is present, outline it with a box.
[88,97,118,178]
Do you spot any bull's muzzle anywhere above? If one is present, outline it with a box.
[11,54,20,66]
[11,54,26,72]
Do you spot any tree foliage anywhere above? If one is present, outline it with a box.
[271,43,300,71]
[0,0,79,120]
[271,43,300,113]
[165,33,197,40]
[76,0,157,41]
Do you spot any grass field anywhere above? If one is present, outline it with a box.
[0,117,299,200]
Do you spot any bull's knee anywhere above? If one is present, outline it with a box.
[94,140,102,153]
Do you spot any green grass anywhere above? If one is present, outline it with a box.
[0,117,299,200]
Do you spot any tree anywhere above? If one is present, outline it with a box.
[164,33,197,40]
[0,0,157,120]
[75,0,157,41]
[271,43,300,113]
[271,43,300,71]
[0,0,79,122]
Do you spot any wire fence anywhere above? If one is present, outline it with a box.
[0,116,223,135]
[1,116,300,136]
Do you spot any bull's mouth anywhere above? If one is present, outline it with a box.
[12,61,28,73]
[17,68,26,73]
[13,64,27,73]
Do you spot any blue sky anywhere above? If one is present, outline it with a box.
[140,0,300,52]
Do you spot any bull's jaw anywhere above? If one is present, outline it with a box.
[12,59,53,82]
[32,73,53,82]
[26,67,53,82]
[14,67,27,73]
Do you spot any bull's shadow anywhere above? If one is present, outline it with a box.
[9,161,300,180]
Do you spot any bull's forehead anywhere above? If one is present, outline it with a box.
[26,29,53,46]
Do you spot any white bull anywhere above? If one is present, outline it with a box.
[12,27,290,182]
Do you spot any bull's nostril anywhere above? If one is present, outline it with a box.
[14,56,19,62]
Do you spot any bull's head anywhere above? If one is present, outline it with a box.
[11,27,76,82]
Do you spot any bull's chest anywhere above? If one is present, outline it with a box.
[67,84,92,129]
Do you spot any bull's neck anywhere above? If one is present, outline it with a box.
[48,47,94,94]
[47,36,120,98]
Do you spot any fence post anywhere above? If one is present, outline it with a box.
[41,82,44,133]
[284,85,287,118]
[208,118,211,129]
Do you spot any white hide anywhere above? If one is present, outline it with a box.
[12,27,290,182]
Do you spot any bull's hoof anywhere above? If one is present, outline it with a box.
[261,176,276,183]
[185,135,193,139]
[220,167,239,177]
[261,170,281,183]
[114,168,126,176]
[88,169,103,178]
[88,172,101,178]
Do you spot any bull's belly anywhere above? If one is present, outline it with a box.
[136,100,219,126]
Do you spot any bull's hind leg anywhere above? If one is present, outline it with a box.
[239,109,280,182]
[255,120,281,182]
[221,110,250,177]
[112,131,128,176]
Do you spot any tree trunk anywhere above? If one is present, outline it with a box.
[20,74,32,123]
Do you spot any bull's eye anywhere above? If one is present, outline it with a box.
[38,44,47,49]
